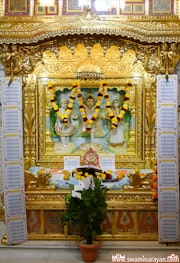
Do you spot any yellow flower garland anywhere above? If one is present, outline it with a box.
[48,82,77,125]
[76,83,104,132]
[103,82,131,129]
[48,80,131,131]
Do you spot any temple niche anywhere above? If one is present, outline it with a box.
[23,36,157,171]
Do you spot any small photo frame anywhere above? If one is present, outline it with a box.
[9,0,27,12]
[133,4,145,14]
[66,0,83,12]
[34,4,46,15]
[121,4,133,14]
[47,4,58,15]
[5,0,30,15]
[149,0,174,15]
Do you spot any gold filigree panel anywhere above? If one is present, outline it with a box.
[1,34,180,77]
[25,189,157,210]
[35,43,144,78]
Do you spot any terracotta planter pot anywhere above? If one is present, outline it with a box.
[78,240,100,262]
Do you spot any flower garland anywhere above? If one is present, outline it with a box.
[103,81,131,129]
[48,80,131,131]
[48,82,77,125]
[76,83,104,132]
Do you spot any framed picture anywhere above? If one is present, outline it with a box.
[34,1,58,16]
[133,4,145,14]
[47,4,58,15]
[121,4,133,14]
[5,0,30,15]
[66,0,83,12]
[32,77,143,169]
[149,0,174,15]
[34,4,46,15]
[62,0,84,15]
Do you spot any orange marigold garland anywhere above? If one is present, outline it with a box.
[48,82,77,126]
[76,82,104,132]
[103,82,131,129]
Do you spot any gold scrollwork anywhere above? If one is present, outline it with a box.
[0,34,179,77]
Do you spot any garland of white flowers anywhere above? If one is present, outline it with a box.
[48,81,131,131]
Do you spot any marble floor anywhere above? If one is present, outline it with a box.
[0,240,180,263]
[0,223,180,263]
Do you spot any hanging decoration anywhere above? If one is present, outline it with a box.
[103,82,131,129]
[76,82,104,132]
[48,82,77,126]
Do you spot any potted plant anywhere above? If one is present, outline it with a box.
[61,176,108,262]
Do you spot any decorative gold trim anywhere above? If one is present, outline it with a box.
[25,189,158,241]
[0,33,179,78]
[25,189,157,209]
[0,15,179,45]
[0,194,5,224]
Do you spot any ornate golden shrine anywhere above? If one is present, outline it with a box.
[0,13,180,241]
[29,40,149,169]
[20,31,180,169]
